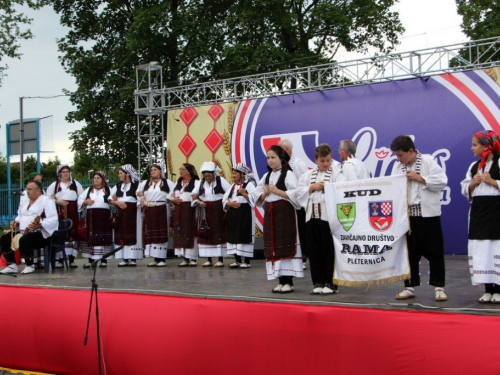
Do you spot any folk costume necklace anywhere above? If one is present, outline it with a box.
[179,178,191,194]
[120,181,130,193]
[149,178,162,189]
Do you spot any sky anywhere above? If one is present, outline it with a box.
[0,0,466,165]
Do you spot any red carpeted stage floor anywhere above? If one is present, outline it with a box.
[1,285,500,375]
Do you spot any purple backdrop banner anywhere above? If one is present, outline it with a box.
[231,69,500,254]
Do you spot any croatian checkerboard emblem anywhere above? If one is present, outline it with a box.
[337,203,356,231]
[368,201,393,232]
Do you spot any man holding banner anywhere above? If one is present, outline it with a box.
[390,135,448,301]
[325,173,411,288]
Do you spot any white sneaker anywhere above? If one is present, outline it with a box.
[239,263,250,269]
[202,261,213,267]
[280,284,294,293]
[320,286,335,295]
[147,261,158,267]
[21,265,35,274]
[1,264,19,274]
[228,262,240,268]
[118,261,129,267]
[435,289,447,301]
[310,286,323,295]
[479,293,492,303]
[214,261,224,267]
[272,284,284,293]
[178,260,189,267]
[129,261,137,267]
[395,288,415,300]
[188,260,198,267]
[156,261,167,267]
[491,293,500,304]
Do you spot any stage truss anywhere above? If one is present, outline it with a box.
[135,36,500,172]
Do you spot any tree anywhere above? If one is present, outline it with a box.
[41,156,61,182]
[455,0,500,64]
[0,1,40,86]
[45,0,403,166]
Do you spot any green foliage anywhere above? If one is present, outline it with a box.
[45,0,403,166]
[0,0,41,86]
[40,156,61,181]
[454,0,500,65]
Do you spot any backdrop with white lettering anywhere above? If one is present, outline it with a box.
[325,175,410,287]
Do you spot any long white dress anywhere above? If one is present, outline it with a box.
[138,179,175,259]
[110,183,143,260]
[461,158,500,286]
[253,170,304,280]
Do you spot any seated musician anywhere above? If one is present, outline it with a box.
[0,180,58,274]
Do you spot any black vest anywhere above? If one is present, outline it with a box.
[264,168,290,191]
[143,178,171,193]
[55,179,78,193]
[228,181,251,199]
[174,178,197,193]
[199,176,226,196]
[115,181,139,197]
[471,156,500,179]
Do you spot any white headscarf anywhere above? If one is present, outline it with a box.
[56,164,72,181]
[233,162,256,184]
[119,164,140,183]
[200,161,221,176]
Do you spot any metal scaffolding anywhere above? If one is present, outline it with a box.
[135,36,500,168]
[135,62,166,176]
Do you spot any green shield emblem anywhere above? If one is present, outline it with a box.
[337,203,356,231]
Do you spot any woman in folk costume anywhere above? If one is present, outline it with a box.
[137,163,175,267]
[109,164,143,267]
[289,144,345,295]
[169,163,200,267]
[191,161,231,267]
[223,163,256,269]
[46,164,84,268]
[78,171,114,268]
[254,145,304,293]
[461,130,500,303]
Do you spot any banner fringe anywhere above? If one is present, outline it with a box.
[334,273,410,288]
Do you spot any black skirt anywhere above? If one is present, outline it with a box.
[469,196,500,240]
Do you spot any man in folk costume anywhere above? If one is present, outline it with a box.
[19,173,45,268]
[290,144,345,295]
[338,139,370,181]
[254,145,304,293]
[390,135,448,301]
[169,163,200,267]
[223,163,257,268]
[79,171,114,268]
[191,161,231,267]
[46,164,84,268]
[109,164,143,267]
[138,163,175,267]
[1,180,58,274]
[279,139,310,270]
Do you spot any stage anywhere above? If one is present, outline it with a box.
[1,255,499,374]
